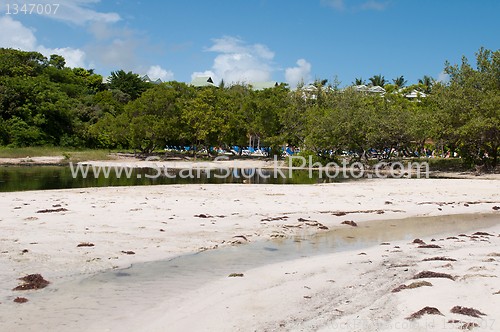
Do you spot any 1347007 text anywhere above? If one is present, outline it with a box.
[6,4,59,15]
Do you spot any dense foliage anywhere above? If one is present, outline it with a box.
[1,47,499,167]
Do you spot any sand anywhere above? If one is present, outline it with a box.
[1,178,500,331]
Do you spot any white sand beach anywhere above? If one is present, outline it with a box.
[1,178,500,331]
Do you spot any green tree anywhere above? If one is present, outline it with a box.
[183,87,229,158]
[93,82,191,152]
[392,75,407,87]
[49,54,66,69]
[0,75,77,146]
[108,70,152,100]
[353,77,365,85]
[418,75,434,93]
[0,48,48,77]
[73,67,105,94]
[368,74,388,87]
[432,47,500,167]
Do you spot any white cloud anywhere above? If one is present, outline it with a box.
[360,0,389,10]
[285,59,312,87]
[0,0,121,25]
[0,16,37,49]
[437,71,449,83]
[87,21,136,41]
[36,45,87,68]
[320,0,345,10]
[169,41,193,53]
[321,0,389,11]
[194,36,276,85]
[147,65,174,81]
[0,4,162,74]
[191,71,216,82]
[85,22,167,75]
[84,37,145,70]
[0,15,88,68]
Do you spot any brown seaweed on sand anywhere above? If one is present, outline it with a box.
[450,306,486,318]
[392,281,432,293]
[412,238,425,244]
[448,320,479,330]
[418,244,442,249]
[422,256,457,262]
[36,208,68,213]
[194,214,212,218]
[14,297,28,303]
[413,271,455,280]
[405,306,443,320]
[297,218,316,222]
[261,216,288,222]
[391,284,407,292]
[332,212,347,216]
[472,232,493,236]
[121,251,135,255]
[13,274,50,291]
[340,220,357,227]
[77,242,94,247]
[228,273,244,277]
[492,206,499,210]
[407,281,433,289]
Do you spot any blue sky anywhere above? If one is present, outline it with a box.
[1,0,499,87]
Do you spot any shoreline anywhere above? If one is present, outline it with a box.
[2,156,500,181]
[1,179,500,330]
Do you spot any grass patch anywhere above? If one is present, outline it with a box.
[403,157,470,172]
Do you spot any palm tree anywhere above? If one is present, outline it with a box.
[353,77,365,85]
[392,75,407,88]
[418,75,433,93]
[369,74,388,87]
[218,78,226,90]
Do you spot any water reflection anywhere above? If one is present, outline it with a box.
[0,166,351,192]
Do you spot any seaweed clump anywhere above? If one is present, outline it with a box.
[450,306,486,318]
[391,284,407,293]
[413,271,455,280]
[77,242,94,247]
[422,256,457,262]
[36,208,68,213]
[407,281,433,289]
[14,297,29,303]
[405,306,443,320]
[472,232,493,236]
[228,273,244,277]
[418,244,442,249]
[341,220,357,227]
[13,274,50,291]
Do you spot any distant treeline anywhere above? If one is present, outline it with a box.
[0,47,499,167]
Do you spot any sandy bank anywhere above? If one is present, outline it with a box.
[1,179,500,331]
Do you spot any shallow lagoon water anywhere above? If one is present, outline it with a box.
[0,165,351,192]
[2,213,499,331]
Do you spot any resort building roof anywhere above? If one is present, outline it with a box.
[190,76,217,87]
[248,81,278,91]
